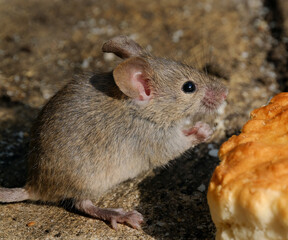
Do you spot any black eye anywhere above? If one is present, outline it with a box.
[182,81,196,93]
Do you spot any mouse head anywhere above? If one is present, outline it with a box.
[102,36,227,123]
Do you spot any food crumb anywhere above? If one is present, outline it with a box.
[26,221,36,227]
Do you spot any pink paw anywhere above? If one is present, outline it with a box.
[183,121,213,143]
[108,208,143,230]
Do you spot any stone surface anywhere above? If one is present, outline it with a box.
[0,0,287,239]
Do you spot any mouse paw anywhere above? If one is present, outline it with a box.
[108,208,143,230]
[75,200,143,230]
[183,121,213,143]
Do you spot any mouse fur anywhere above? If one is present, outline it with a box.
[0,36,227,229]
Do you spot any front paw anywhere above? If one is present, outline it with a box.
[182,121,213,143]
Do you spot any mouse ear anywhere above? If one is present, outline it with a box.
[102,36,144,59]
[113,57,152,102]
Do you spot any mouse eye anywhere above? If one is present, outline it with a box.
[182,81,196,93]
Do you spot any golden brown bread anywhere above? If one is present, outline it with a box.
[208,92,288,240]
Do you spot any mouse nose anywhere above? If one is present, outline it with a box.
[204,87,228,104]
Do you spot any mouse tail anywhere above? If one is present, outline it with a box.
[0,187,30,203]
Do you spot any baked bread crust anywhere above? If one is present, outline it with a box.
[208,92,288,240]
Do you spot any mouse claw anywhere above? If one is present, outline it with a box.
[194,121,213,142]
[75,200,143,230]
[124,210,143,229]
[109,209,143,230]
[183,121,213,144]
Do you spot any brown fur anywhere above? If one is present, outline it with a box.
[0,36,227,229]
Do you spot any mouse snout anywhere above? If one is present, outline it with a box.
[202,87,228,110]
[206,86,228,101]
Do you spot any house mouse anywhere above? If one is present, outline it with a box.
[0,36,227,230]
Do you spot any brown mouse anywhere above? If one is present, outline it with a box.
[0,36,227,230]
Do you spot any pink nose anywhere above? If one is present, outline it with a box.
[205,88,228,101]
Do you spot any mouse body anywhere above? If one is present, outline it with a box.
[0,36,227,229]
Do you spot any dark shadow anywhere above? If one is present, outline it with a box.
[202,62,229,81]
[263,0,288,91]
[89,72,124,100]
[137,143,221,240]
[0,95,39,188]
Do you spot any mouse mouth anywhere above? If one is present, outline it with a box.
[202,98,220,111]
[201,100,227,121]
[202,89,227,112]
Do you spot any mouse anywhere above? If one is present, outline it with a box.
[0,35,228,230]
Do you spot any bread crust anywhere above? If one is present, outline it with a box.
[208,92,288,240]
